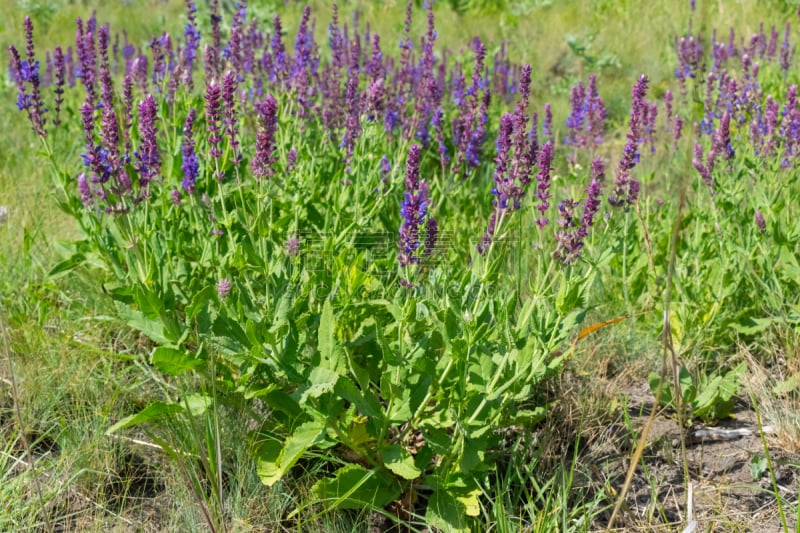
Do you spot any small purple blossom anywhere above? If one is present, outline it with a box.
[286,235,300,256]
[217,278,232,299]
[755,210,766,233]
[77,172,92,206]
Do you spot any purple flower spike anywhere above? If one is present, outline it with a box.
[543,102,553,140]
[222,71,240,163]
[780,22,794,77]
[424,217,438,257]
[580,158,605,233]
[9,18,47,137]
[553,198,583,265]
[134,95,160,187]
[252,94,279,180]
[77,172,92,206]
[53,46,66,126]
[205,82,223,160]
[692,142,715,192]
[398,144,433,269]
[565,80,587,147]
[535,141,554,228]
[181,109,199,194]
[271,15,287,82]
[609,75,648,207]
[712,110,734,162]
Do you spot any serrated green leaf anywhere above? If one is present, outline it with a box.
[114,300,169,345]
[299,366,340,404]
[334,377,383,419]
[318,299,346,373]
[151,346,202,375]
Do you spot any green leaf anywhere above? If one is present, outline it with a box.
[114,301,169,345]
[299,366,340,404]
[750,454,768,481]
[47,252,86,279]
[773,376,799,395]
[318,300,345,373]
[151,346,203,375]
[182,394,213,416]
[375,322,401,365]
[256,438,283,485]
[379,444,421,480]
[310,464,401,510]
[106,401,182,435]
[732,316,777,336]
[258,419,326,487]
[457,488,481,517]
[334,377,383,420]
[426,489,469,533]
[510,407,546,426]
[648,372,673,406]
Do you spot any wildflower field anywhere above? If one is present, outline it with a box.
[2,0,800,531]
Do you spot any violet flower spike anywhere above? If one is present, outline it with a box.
[53,46,66,126]
[134,95,160,187]
[205,82,223,160]
[692,142,715,192]
[181,109,199,194]
[77,172,93,206]
[543,102,552,140]
[580,158,605,233]
[398,145,431,268]
[222,71,241,163]
[609,74,648,207]
[252,94,278,180]
[424,218,438,257]
[553,198,583,265]
[535,141,554,228]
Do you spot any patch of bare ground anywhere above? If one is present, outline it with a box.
[572,372,800,533]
